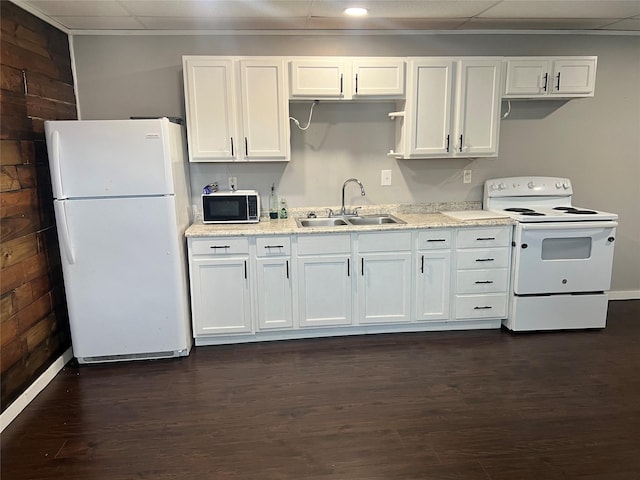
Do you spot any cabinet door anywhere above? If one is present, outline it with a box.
[551,58,597,96]
[290,60,348,97]
[504,59,550,96]
[415,251,451,321]
[239,60,290,161]
[255,257,293,330]
[352,59,405,97]
[358,253,412,324]
[455,59,502,157]
[297,255,353,327]
[183,58,237,161]
[407,59,454,157]
[190,257,252,335]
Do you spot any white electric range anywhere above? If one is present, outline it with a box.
[484,176,618,331]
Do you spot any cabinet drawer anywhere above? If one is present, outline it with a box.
[455,294,507,319]
[456,248,510,269]
[256,236,291,256]
[297,234,351,255]
[358,232,411,252]
[456,269,509,294]
[190,237,250,256]
[417,230,452,249]
[457,227,511,248]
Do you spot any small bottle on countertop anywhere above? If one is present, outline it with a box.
[269,183,278,220]
[279,197,288,219]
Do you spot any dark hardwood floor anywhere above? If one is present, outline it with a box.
[2,300,639,480]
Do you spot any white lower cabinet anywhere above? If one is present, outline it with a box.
[255,236,293,330]
[296,234,354,328]
[188,237,252,335]
[453,227,512,320]
[357,232,412,324]
[415,230,452,321]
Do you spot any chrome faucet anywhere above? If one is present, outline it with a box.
[338,178,366,216]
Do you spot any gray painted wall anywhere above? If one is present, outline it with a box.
[71,33,640,293]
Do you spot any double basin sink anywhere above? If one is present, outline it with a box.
[296,214,406,228]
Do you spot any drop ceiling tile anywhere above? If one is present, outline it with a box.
[306,16,469,30]
[480,1,640,19]
[26,0,130,16]
[52,16,146,30]
[137,16,307,30]
[121,0,312,18]
[310,0,497,18]
[461,17,617,30]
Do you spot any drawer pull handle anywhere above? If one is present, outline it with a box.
[476,237,495,241]
[474,306,493,310]
[427,239,446,242]
[264,245,284,249]
[475,280,494,284]
[210,245,230,249]
[475,258,495,262]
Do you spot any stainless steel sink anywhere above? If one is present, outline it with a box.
[346,215,406,226]
[295,214,405,228]
[296,217,349,227]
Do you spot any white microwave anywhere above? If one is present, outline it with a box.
[202,190,260,224]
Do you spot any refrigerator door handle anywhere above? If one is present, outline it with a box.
[54,201,75,264]
[49,130,67,199]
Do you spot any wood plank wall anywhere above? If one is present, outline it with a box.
[1,1,77,411]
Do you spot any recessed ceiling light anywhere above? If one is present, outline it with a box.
[344,7,368,17]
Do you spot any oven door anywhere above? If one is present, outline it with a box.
[512,221,617,295]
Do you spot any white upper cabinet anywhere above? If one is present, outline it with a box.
[289,58,405,100]
[393,57,502,159]
[183,56,290,162]
[503,57,597,98]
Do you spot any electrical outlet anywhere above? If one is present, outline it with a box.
[228,176,237,191]
[381,169,392,186]
[463,170,472,184]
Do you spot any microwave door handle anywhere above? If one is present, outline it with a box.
[521,221,618,230]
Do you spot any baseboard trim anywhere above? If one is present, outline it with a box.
[609,290,640,301]
[1,347,73,433]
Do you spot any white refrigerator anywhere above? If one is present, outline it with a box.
[45,118,193,363]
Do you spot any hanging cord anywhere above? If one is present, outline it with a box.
[290,100,319,130]
[502,100,512,119]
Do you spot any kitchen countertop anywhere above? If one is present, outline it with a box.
[185,202,516,237]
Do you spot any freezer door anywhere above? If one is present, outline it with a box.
[54,196,191,359]
[45,119,175,198]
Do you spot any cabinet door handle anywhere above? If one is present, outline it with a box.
[556,72,561,91]
[475,258,495,262]
[355,73,358,93]
[475,280,494,284]
[347,258,350,277]
[244,137,248,156]
[286,260,289,279]
[340,74,343,94]
[542,72,548,92]
[230,137,234,156]
[445,134,450,153]
[477,237,495,241]
[264,245,284,249]
[474,306,493,310]
[244,260,247,279]
[421,255,424,274]
[210,245,230,249]
[459,134,463,152]
[427,239,446,243]
[361,257,364,276]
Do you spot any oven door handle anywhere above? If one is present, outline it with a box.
[520,221,618,231]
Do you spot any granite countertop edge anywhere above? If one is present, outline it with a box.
[185,202,516,238]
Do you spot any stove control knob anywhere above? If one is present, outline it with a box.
[555,182,562,189]
[498,182,507,190]
[489,183,498,191]
[527,181,536,189]
[562,182,570,190]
